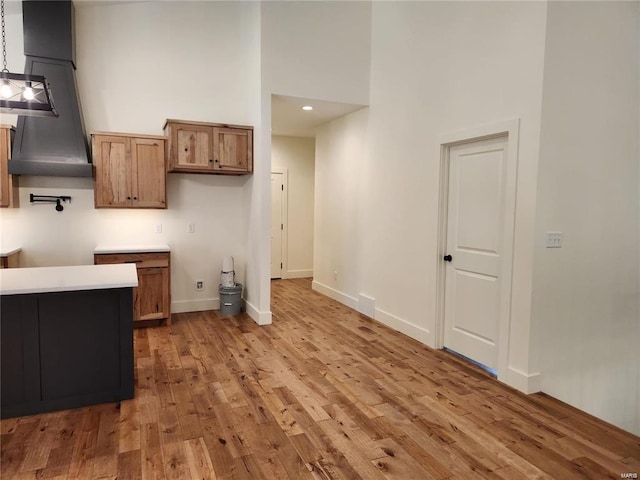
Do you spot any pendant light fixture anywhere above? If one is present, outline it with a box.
[0,0,57,117]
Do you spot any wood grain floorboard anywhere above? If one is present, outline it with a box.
[1,278,638,479]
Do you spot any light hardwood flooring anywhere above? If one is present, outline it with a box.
[1,278,639,479]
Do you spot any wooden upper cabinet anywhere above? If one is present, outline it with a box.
[132,137,166,208]
[0,126,19,208]
[173,123,214,172]
[165,119,253,175]
[92,132,166,209]
[213,126,253,173]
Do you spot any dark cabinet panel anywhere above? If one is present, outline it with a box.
[0,288,134,419]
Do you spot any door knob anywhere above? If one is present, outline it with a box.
[443,254,453,262]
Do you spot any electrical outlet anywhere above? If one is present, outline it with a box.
[333,270,338,281]
[195,280,204,291]
[155,223,162,234]
[545,231,563,248]
[188,223,195,233]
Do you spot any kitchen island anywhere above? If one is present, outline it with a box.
[0,264,138,419]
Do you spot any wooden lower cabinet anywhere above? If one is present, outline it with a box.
[0,252,19,268]
[94,252,171,326]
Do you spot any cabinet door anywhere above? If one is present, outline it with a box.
[131,137,166,208]
[136,267,170,321]
[213,127,252,173]
[170,124,214,172]
[93,135,132,207]
[0,127,18,208]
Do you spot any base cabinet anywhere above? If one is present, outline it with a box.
[94,252,171,326]
[0,252,20,268]
[0,288,134,419]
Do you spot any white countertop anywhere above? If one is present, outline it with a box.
[0,247,22,257]
[94,244,171,254]
[0,264,138,295]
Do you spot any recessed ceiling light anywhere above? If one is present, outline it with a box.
[302,105,313,111]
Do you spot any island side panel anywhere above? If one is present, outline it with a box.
[0,287,134,419]
[119,287,134,400]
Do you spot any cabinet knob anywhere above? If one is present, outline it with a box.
[214,159,219,163]
[133,196,137,200]
[209,159,213,163]
[127,196,131,200]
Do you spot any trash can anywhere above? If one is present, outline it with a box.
[219,283,243,316]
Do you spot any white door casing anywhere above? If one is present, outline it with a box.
[271,172,284,279]
[436,119,520,380]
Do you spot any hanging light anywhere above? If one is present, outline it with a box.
[0,0,57,117]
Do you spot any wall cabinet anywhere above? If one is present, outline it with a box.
[164,119,253,175]
[0,125,19,208]
[92,132,167,208]
[94,251,171,327]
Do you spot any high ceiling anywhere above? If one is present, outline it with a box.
[271,94,365,138]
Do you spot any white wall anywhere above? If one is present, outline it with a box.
[531,1,640,435]
[271,135,315,278]
[261,1,371,105]
[0,2,263,316]
[313,1,548,388]
[313,109,368,307]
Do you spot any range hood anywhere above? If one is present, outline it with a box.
[8,0,92,177]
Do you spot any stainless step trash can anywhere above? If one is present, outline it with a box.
[219,283,243,316]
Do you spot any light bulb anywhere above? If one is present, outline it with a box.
[23,84,35,100]
[302,105,313,111]
[1,81,12,99]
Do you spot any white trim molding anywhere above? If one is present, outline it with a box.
[271,168,289,279]
[312,280,359,310]
[245,299,273,325]
[283,269,313,279]
[171,298,219,314]
[375,308,433,347]
[503,367,542,394]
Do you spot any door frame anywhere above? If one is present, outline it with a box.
[435,119,520,382]
[271,168,288,278]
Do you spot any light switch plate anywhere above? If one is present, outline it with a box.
[545,231,563,248]
[155,224,162,234]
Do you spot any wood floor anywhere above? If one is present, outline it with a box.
[1,278,639,479]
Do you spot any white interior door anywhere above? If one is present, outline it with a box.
[271,173,284,279]
[443,135,509,371]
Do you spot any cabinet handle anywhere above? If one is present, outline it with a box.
[124,260,142,263]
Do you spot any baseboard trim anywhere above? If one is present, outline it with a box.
[171,298,219,314]
[311,281,358,310]
[502,367,542,394]
[283,269,313,279]
[375,308,433,347]
[245,299,272,325]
